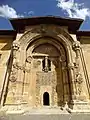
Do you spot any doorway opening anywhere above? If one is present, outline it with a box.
[43,92,50,106]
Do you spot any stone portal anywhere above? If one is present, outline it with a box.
[5,37,70,108]
[1,24,90,113]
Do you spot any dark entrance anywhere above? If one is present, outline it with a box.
[43,92,50,106]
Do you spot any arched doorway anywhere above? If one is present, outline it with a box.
[27,39,69,107]
[43,92,50,106]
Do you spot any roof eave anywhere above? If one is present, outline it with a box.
[9,16,83,33]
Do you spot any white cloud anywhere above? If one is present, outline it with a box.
[24,11,34,16]
[57,0,90,20]
[28,11,34,15]
[0,5,24,18]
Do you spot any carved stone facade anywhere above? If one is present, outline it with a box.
[0,17,90,115]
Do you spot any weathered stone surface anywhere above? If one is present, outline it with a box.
[0,19,90,117]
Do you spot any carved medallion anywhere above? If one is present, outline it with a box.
[9,70,17,82]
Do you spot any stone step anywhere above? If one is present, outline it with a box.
[1,113,90,120]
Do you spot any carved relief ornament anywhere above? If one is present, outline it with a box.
[9,70,17,82]
[12,41,20,59]
[75,72,83,84]
[13,62,30,73]
[72,41,81,51]
[13,41,20,51]
[75,72,83,95]
[19,24,73,47]
[68,63,74,70]
[26,56,32,63]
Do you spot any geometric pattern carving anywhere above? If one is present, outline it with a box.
[36,71,56,106]
[36,71,56,86]
[13,62,30,73]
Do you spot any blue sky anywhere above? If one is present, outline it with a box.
[0,0,90,30]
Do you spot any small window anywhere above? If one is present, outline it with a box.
[48,59,51,71]
[42,57,51,72]
[42,58,45,71]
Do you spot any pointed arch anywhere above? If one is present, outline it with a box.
[18,25,74,50]
[17,25,75,67]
